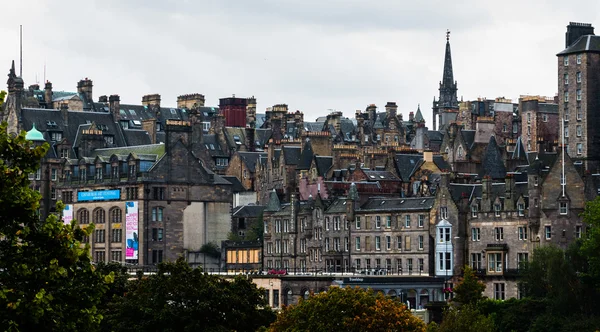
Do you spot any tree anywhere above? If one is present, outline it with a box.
[451,266,486,306]
[580,196,600,285]
[269,286,426,332]
[437,305,495,332]
[103,258,275,332]
[0,122,110,331]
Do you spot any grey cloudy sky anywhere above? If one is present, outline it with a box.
[2,0,600,126]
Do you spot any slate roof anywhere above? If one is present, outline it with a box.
[558,35,600,55]
[255,113,266,129]
[433,155,451,172]
[123,129,151,146]
[282,146,301,165]
[304,122,325,132]
[538,103,558,114]
[480,136,507,179]
[315,156,333,177]
[232,205,265,218]
[238,152,267,173]
[91,143,166,160]
[202,134,228,157]
[297,140,314,170]
[223,127,246,150]
[511,137,528,161]
[265,190,281,212]
[222,176,246,192]
[363,170,400,182]
[461,130,476,150]
[394,154,424,181]
[448,183,476,202]
[325,197,350,213]
[255,128,272,150]
[360,197,436,211]
[414,108,425,123]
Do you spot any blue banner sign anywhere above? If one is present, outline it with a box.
[77,189,121,202]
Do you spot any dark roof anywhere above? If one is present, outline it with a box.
[304,122,325,132]
[297,140,314,170]
[315,156,333,177]
[202,134,228,157]
[538,103,558,114]
[265,190,281,212]
[414,108,425,123]
[433,155,451,172]
[363,170,400,182]
[282,146,301,165]
[511,137,528,161]
[254,128,272,150]
[448,183,476,202]
[325,197,350,213]
[428,131,443,142]
[222,176,246,192]
[394,154,423,181]
[480,136,506,179]
[461,130,476,150]
[237,152,267,173]
[558,35,600,55]
[255,113,266,128]
[232,205,265,218]
[122,129,151,146]
[360,197,435,211]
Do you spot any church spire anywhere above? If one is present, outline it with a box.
[442,30,455,92]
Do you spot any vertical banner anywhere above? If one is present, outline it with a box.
[62,204,73,225]
[125,201,139,260]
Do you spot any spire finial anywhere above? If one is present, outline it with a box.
[446,29,450,41]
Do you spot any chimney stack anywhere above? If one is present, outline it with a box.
[44,81,53,108]
[142,119,157,144]
[77,78,93,105]
[385,102,397,119]
[142,94,161,108]
[109,95,121,122]
[565,22,595,48]
[177,94,205,109]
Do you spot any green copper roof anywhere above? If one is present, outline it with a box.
[25,124,45,141]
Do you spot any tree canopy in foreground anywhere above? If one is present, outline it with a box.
[0,121,110,331]
[269,286,426,332]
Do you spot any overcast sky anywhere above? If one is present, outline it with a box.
[2,0,600,126]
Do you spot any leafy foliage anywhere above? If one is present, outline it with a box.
[451,266,486,306]
[437,304,495,332]
[199,242,221,259]
[103,258,275,332]
[0,121,110,331]
[269,286,426,332]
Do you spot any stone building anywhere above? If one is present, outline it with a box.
[519,96,559,152]
[557,22,600,172]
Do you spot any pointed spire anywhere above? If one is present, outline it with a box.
[443,30,454,88]
[438,30,459,110]
[9,60,15,77]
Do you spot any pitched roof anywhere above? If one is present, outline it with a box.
[222,175,246,192]
[558,35,600,55]
[360,197,435,211]
[511,137,528,161]
[297,140,314,170]
[315,156,333,177]
[237,152,267,173]
[122,129,151,146]
[461,130,476,150]
[394,154,423,181]
[282,146,301,165]
[480,136,506,179]
[232,205,265,218]
[91,143,166,160]
[433,155,452,172]
[363,170,400,182]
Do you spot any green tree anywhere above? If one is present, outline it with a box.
[451,266,486,306]
[0,121,110,331]
[581,196,600,286]
[103,258,275,332]
[269,286,426,332]
[437,305,495,332]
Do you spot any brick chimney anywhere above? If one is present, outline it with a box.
[142,119,157,144]
[177,94,205,109]
[142,94,161,108]
[77,78,93,105]
[565,22,594,48]
[385,102,397,119]
[44,81,53,108]
[109,95,121,122]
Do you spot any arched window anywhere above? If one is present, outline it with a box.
[284,289,293,306]
[457,146,464,158]
[110,207,122,223]
[303,289,310,300]
[78,209,90,224]
[94,208,105,224]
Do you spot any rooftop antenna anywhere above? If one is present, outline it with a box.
[43,61,46,83]
[19,25,23,78]
[446,29,450,41]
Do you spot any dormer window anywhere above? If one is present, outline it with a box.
[494,203,502,217]
[471,205,478,218]
[80,168,87,182]
[96,167,103,180]
[517,203,525,216]
[60,149,69,159]
[104,136,114,145]
[559,202,568,215]
[50,132,62,142]
[129,164,137,178]
[112,165,119,179]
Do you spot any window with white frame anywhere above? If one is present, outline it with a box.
[564,57,569,66]
[375,216,381,229]
[518,203,525,216]
[577,143,583,155]
[418,235,424,250]
[564,73,569,84]
[577,54,582,64]
[517,253,529,269]
[386,216,392,228]
[494,283,505,300]
[438,252,451,271]
[405,215,411,228]
[375,236,381,250]
[471,228,480,241]
[565,91,569,102]
[440,207,448,219]
[325,217,330,231]
[488,253,503,272]
[559,202,568,215]
[577,89,582,101]
[355,237,361,251]
[576,225,582,238]
[542,114,548,122]
[577,125,582,137]
[471,253,482,269]
[396,236,402,250]
[471,205,478,218]
[325,238,330,251]
[355,216,361,229]
[577,107,582,120]
[386,236,391,250]
[418,215,425,227]
[577,71,582,83]
[494,203,501,217]
[527,113,531,123]
[545,225,552,239]
[495,227,504,241]
[518,226,528,240]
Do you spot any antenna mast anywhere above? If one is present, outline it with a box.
[19,25,23,77]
